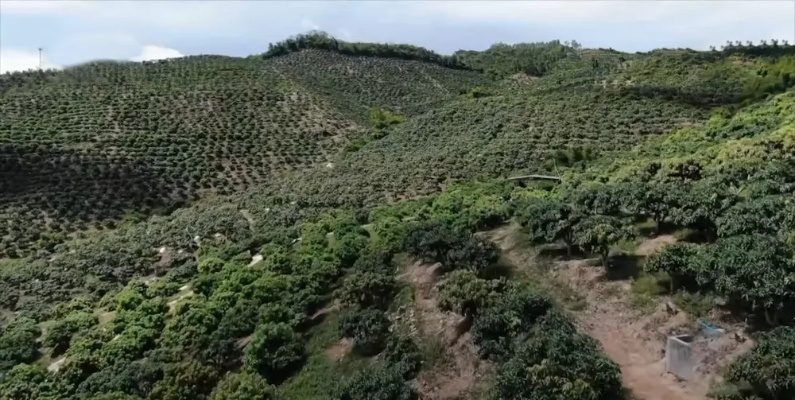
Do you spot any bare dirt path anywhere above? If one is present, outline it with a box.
[398,261,494,400]
[571,269,704,400]
[485,224,749,400]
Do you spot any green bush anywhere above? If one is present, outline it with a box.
[338,308,391,356]
[333,365,417,400]
[43,311,98,354]
[209,371,278,400]
[724,326,795,400]
[0,318,41,372]
[337,271,397,310]
[442,236,500,274]
[471,285,553,361]
[437,270,503,316]
[244,323,305,382]
[385,334,423,379]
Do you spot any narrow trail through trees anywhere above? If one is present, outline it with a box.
[572,275,704,400]
[486,225,716,400]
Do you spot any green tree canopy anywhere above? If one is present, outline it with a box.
[209,372,278,400]
[244,323,305,382]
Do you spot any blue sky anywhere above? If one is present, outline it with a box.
[1,0,794,73]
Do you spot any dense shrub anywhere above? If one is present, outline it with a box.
[402,220,467,263]
[337,271,397,310]
[0,317,41,372]
[384,334,423,379]
[149,360,221,400]
[351,251,394,275]
[437,270,504,316]
[471,285,554,361]
[209,372,278,400]
[338,308,391,356]
[643,242,701,292]
[723,326,795,400]
[442,236,500,274]
[43,311,98,354]
[333,365,417,400]
[244,323,305,382]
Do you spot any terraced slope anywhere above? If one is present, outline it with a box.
[269,49,490,120]
[0,52,485,257]
[275,50,768,207]
[1,38,794,400]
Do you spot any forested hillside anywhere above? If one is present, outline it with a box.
[0,50,483,258]
[1,32,794,400]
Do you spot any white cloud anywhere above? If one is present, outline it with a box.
[0,1,306,31]
[0,0,93,15]
[299,18,354,41]
[0,45,184,74]
[130,45,185,62]
[336,28,353,41]
[1,0,792,67]
[411,1,792,25]
[300,18,320,31]
[0,49,61,74]
[410,1,795,49]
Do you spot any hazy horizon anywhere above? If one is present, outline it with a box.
[2,0,793,74]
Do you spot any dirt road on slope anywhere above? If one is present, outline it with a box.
[484,225,740,400]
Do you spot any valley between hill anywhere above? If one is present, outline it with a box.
[1,32,794,400]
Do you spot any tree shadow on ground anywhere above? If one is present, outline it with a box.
[536,245,587,260]
[604,254,645,281]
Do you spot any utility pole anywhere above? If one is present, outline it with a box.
[38,47,43,70]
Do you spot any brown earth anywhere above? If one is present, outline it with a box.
[398,261,494,400]
[486,223,753,400]
[325,338,354,362]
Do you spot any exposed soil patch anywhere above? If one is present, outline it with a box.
[510,72,539,85]
[486,224,753,400]
[325,338,354,362]
[96,310,116,326]
[167,285,194,313]
[398,260,493,400]
[636,234,677,256]
[416,332,494,400]
[47,356,66,373]
[558,259,752,400]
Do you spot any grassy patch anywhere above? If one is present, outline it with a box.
[500,232,588,312]
[280,312,375,399]
[673,291,715,318]
[420,335,446,369]
[708,381,749,400]
[514,263,587,311]
[390,283,415,313]
[96,309,117,326]
[610,237,642,255]
[601,283,625,299]
[672,228,701,242]
[629,273,667,313]
[629,271,715,318]
[634,219,657,236]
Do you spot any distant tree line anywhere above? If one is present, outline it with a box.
[453,40,581,78]
[262,31,471,70]
[262,31,581,78]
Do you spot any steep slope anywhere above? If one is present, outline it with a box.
[269,49,490,121]
[1,38,794,400]
[274,49,769,207]
[0,52,485,258]
[0,44,783,303]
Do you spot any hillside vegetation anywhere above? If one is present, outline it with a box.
[0,49,484,258]
[1,32,795,400]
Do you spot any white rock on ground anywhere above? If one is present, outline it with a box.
[48,357,66,373]
[249,254,263,267]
